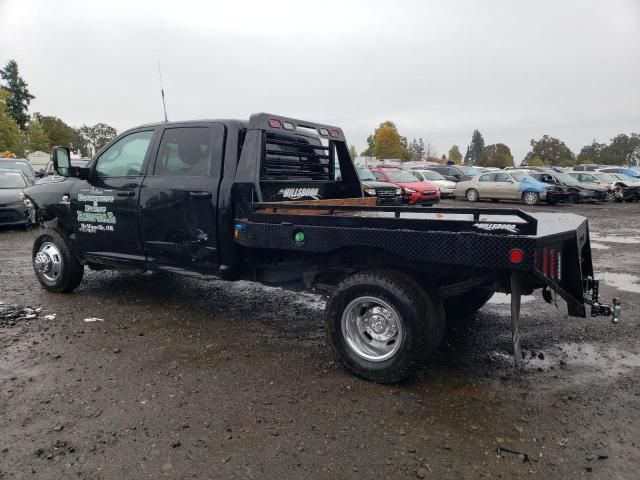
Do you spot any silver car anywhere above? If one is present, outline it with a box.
[454,171,551,206]
[409,169,456,197]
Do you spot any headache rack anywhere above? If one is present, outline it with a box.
[249,201,539,236]
[261,131,334,181]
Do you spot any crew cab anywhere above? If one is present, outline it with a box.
[25,113,619,383]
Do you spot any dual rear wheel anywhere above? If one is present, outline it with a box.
[326,270,490,383]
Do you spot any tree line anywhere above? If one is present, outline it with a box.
[356,121,640,168]
[0,59,117,159]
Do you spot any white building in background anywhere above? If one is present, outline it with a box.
[27,151,50,170]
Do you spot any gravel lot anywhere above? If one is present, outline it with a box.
[1,199,639,479]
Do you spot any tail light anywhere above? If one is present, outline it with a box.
[540,247,561,281]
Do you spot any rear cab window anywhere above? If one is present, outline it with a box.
[154,128,212,176]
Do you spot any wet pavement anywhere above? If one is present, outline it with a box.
[1,200,639,479]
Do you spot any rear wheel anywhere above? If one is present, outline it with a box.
[324,270,444,383]
[568,193,580,203]
[33,229,84,293]
[522,191,540,206]
[444,288,494,323]
[466,189,479,202]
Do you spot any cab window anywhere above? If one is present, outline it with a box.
[95,131,154,177]
[154,127,212,176]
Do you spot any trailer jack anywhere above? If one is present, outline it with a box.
[510,272,523,370]
[585,277,621,324]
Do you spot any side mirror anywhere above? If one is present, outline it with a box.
[52,146,71,176]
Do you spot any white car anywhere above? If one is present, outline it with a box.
[409,169,456,197]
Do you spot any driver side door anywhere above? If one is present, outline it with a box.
[72,128,158,266]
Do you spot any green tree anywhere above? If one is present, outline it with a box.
[477,143,514,168]
[361,134,375,156]
[407,138,425,161]
[0,88,26,156]
[523,135,575,166]
[448,145,462,163]
[78,123,118,156]
[576,140,605,164]
[349,144,358,159]
[526,155,546,167]
[33,113,76,149]
[464,130,484,165]
[0,60,35,131]
[601,133,640,165]
[27,120,50,152]
[369,121,409,160]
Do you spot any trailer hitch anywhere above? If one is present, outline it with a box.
[585,277,621,324]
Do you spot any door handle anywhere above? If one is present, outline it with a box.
[189,191,212,199]
[116,190,135,197]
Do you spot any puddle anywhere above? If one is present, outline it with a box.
[599,272,640,293]
[489,342,640,384]
[590,242,610,250]
[590,233,640,244]
[487,293,535,305]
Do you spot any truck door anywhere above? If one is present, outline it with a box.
[138,124,225,272]
[72,129,157,264]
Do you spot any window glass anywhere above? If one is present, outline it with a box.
[582,174,595,182]
[479,173,493,182]
[496,173,512,182]
[95,131,154,177]
[0,171,27,188]
[386,170,420,182]
[420,170,445,181]
[155,128,212,176]
[373,171,386,181]
[357,169,376,181]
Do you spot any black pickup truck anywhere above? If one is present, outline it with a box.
[25,113,620,383]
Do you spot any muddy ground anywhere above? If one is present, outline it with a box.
[1,200,639,479]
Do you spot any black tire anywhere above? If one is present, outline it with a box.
[522,191,540,206]
[32,229,84,293]
[324,269,444,383]
[444,288,494,323]
[466,189,479,202]
[568,193,580,204]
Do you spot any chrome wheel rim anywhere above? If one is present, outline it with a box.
[467,190,478,201]
[34,242,63,283]
[341,296,403,362]
[524,192,537,204]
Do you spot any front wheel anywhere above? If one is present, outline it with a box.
[324,270,444,383]
[522,191,540,206]
[33,229,84,293]
[466,189,479,202]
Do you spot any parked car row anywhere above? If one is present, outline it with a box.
[354,162,640,207]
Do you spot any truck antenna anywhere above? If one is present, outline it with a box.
[157,59,168,122]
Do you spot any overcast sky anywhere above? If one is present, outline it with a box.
[1,0,638,162]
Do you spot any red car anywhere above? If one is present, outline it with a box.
[370,167,441,205]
